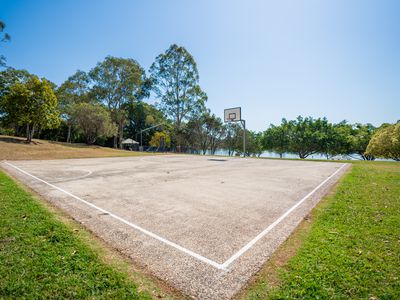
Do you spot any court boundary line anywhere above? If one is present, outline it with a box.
[3,161,224,270]
[220,163,348,269]
[3,161,347,271]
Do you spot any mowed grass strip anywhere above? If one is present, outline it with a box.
[245,162,400,299]
[0,171,151,299]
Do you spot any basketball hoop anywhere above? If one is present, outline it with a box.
[224,107,241,123]
[223,107,246,157]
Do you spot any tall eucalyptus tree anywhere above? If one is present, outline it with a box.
[150,44,207,147]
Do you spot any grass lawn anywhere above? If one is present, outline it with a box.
[0,135,158,160]
[241,161,400,299]
[0,170,156,299]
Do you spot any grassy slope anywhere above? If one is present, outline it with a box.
[0,170,152,299]
[0,135,156,160]
[243,162,400,299]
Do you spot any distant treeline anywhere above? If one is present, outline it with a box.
[0,41,398,161]
[262,117,399,161]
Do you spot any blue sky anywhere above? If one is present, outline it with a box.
[1,0,399,131]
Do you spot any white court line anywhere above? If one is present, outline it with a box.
[3,161,224,270]
[220,163,348,269]
[3,161,347,271]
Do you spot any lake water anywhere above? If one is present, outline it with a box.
[206,149,357,160]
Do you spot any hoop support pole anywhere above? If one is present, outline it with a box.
[241,119,246,157]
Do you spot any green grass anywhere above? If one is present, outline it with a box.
[0,170,151,299]
[245,162,400,299]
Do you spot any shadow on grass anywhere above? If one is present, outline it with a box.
[48,141,102,149]
[0,136,42,145]
[0,137,27,144]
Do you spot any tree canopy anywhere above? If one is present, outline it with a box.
[124,101,168,146]
[280,116,331,159]
[366,122,400,161]
[57,70,92,142]
[348,123,376,160]
[0,76,60,142]
[0,20,11,68]
[149,131,171,149]
[149,44,207,146]
[70,102,116,145]
[184,110,224,154]
[260,117,378,160]
[262,124,289,158]
[89,56,147,148]
[0,68,32,98]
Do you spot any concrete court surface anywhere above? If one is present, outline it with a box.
[1,155,349,299]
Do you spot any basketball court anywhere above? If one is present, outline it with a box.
[1,155,349,299]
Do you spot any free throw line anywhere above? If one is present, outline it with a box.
[3,161,347,271]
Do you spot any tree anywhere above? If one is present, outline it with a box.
[1,69,34,136]
[222,123,242,156]
[89,56,147,148]
[321,121,353,159]
[124,102,167,146]
[0,68,32,99]
[280,116,332,159]
[366,122,400,161]
[1,76,60,142]
[149,131,171,149]
[0,20,11,68]
[149,44,207,146]
[70,102,116,145]
[57,70,91,142]
[261,118,377,160]
[184,111,224,154]
[262,124,289,158]
[206,114,225,155]
[184,116,206,154]
[348,123,376,160]
[246,131,264,157]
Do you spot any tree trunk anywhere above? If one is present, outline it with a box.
[26,124,30,142]
[175,121,182,149]
[26,124,35,143]
[211,146,217,155]
[67,125,72,143]
[36,127,41,139]
[119,122,124,149]
[30,125,35,142]
[360,153,375,161]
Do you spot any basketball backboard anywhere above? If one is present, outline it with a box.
[224,107,241,122]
